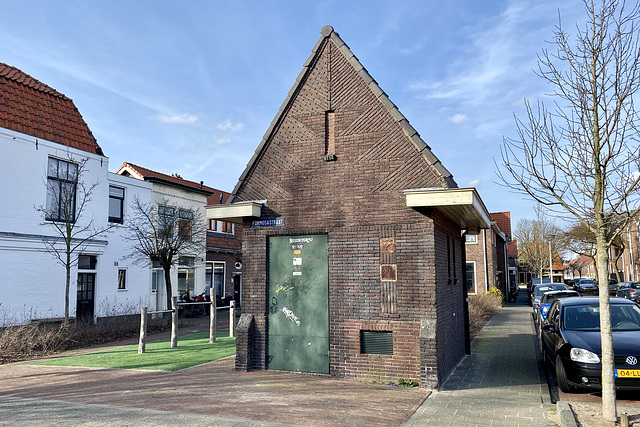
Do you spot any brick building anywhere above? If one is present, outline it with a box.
[207,26,492,388]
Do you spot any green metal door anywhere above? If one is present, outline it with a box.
[268,234,329,373]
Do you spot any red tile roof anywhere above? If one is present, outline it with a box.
[117,161,230,198]
[491,211,511,238]
[0,62,103,155]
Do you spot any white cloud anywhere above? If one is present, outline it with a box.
[466,179,482,188]
[155,113,198,124]
[448,114,469,124]
[216,119,245,132]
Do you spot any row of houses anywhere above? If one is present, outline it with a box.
[0,26,515,389]
[0,62,241,325]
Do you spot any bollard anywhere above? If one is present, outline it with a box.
[229,300,235,338]
[138,306,147,354]
[621,413,629,427]
[210,292,217,343]
[171,296,178,348]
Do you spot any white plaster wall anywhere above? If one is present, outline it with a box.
[150,183,208,309]
[0,128,154,324]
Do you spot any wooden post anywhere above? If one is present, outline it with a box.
[621,413,629,427]
[138,306,147,354]
[171,296,178,348]
[210,292,217,343]
[229,300,235,338]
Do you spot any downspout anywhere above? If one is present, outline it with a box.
[483,229,489,292]
[504,240,509,298]
[461,231,471,355]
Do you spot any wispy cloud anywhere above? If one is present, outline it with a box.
[216,119,245,132]
[449,114,469,124]
[466,179,482,188]
[155,113,198,124]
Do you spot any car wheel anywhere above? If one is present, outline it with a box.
[556,356,575,393]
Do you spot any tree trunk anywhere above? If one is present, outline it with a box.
[65,238,71,321]
[164,266,173,312]
[596,231,617,421]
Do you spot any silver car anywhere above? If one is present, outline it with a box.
[532,284,569,316]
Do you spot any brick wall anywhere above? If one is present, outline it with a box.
[233,36,466,388]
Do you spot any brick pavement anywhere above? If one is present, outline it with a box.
[407,298,556,427]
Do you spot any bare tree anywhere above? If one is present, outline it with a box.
[36,155,115,321]
[500,0,640,420]
[513,206,561,280]
[124,197,206,312]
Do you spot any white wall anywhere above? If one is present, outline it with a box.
[150,183,208,309]
[0,128,153,325]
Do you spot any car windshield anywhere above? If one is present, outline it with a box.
[582,279,596,285]
[544,292,577,303]
[563,304,640,331]
[535,285,566,297]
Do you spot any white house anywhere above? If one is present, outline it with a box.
[0,62,152,325]
[115,162,211,311]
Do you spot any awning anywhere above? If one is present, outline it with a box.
[206,201,263,224]
[404,187,492,231]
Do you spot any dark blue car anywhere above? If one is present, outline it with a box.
[540,297,640,392]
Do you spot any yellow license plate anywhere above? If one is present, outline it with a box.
[615,369,640,378]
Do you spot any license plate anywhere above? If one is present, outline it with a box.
[615,369,640,378]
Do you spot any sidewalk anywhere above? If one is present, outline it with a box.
[407,297,556,427]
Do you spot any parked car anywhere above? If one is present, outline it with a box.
[527,278,553,305]
[574,278,598,294]
[535,290,580,330]
[608,279,620,295]
[540,296,640,392]
[532,284,569,316]
[616,282,640,302]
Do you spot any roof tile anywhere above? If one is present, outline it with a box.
[0,62,103,155]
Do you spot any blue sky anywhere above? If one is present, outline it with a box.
[0,0,585,229]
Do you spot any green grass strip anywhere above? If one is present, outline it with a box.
[34,332,235,372]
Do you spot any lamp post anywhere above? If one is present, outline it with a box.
[546,235,556,282]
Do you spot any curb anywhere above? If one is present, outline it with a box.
[557,402,578,427]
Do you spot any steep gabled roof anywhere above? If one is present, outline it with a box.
[0,62,103,155]
[116,162,215,196]
[230,25,455,202]
[491,212,512,238]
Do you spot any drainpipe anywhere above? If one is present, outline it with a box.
[504,240,509,297]
[483,229,489,292]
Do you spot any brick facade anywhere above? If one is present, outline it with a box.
[228,27,467,388]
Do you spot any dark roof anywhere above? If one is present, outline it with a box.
[230,25,456,202]
[116,162,218,196]
[0,62,103,155]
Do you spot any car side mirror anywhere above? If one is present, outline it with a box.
[542,323,557,333]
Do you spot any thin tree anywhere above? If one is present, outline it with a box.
[124,196,206,312]
[513,206,561,280]
[500,0,640,420]
[36,155,115,321]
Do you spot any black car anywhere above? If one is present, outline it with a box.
[540,296,640,392]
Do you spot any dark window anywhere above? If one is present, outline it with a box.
[46,157,78,222]
[178,209,193,240]
[108,186,125,223]
[158,205,175,237]
[78,255,97,270]
[360,330,393,355]
[117,269,126,290]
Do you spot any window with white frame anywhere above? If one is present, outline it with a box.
[109,186,125,223]
[466,262,477,294]
[158,205,175,237]
[206,262,225,299]
[117,269,127,290]
[178,209,193,240]
[465,234,477,244]
[46,157,78,222]
[208,220,234,234]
